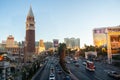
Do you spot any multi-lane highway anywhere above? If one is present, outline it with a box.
[67,57,119,80]
[33,56,67,80]
[33,56,120,80]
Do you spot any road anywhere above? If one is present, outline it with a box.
[33,56,120,80]
[33,56,66,80]
[67,58,118,80]
[33,58,50,80]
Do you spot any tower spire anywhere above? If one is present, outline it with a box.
[27,5,34,17]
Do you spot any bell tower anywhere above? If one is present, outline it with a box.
[25,6,35,62]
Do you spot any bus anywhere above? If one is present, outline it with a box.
[86,60,95,71]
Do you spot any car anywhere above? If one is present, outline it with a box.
[55,64,58,67]
[108,71,120,79]
[67,61,70,64]
[50,66,54,73]
[70,58,73,61]
[49,73,55,80]
[63,76,71,80]
[50,66,54,70]
[57,69,62,74]
[73,60,77,63]
[75,63,79,67]
[82,62,86,65]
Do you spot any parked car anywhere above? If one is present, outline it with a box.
[108,71,120,79]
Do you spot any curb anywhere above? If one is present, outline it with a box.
[31,64,46,80]
[59,64,79,80]
[69,71,79,80]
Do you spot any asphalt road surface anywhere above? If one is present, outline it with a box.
[33,56,120,80]
[33,56,66,80]
[67,58,118,80]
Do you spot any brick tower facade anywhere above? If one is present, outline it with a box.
[25,6,35,62]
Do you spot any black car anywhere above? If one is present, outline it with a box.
[63,76,71,80]
[57,69,62,74]
[108,71,120,79]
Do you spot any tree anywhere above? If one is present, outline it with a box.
[96,46,107,56]
[58,43,66,64]
[58,43,69,74]
[84,44,96,52]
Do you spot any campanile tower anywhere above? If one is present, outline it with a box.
[25,6,35,62]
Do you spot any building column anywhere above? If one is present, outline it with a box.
[107,33,112,64]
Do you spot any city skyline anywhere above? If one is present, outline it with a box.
[1,0,120,47]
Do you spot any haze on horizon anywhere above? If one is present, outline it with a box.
[0,0,120,47]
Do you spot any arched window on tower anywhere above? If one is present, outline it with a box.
[30,24,34,26]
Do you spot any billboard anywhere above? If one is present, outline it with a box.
[93,28,107,47]
[110,35,120,53]
[53,39,59,47]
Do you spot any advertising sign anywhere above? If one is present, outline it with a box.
[53,39,59,47]
[110,35,120,53]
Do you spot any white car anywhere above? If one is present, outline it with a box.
[67,61,70,63]
[82,62,86,65]
[49,73,55,80]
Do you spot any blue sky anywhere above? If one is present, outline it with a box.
[0,0,120,47]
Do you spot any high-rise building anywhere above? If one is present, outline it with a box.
[25,6,35,62]
[64,38,70,48]
[44,42,53,50]
[64,38,80,49]
[75,38,80,48]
